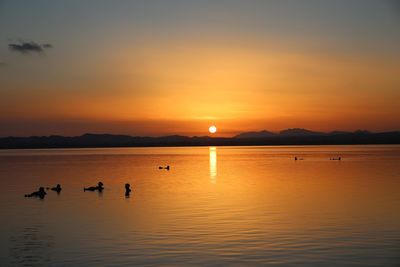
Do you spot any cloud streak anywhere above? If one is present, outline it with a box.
[8,41,53,54]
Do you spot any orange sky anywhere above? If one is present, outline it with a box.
[0,1,399,136]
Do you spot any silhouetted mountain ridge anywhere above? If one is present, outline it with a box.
[279,128,323,136]
[0,129,399,149]
[233,128,375,138]
[235,130,276,139]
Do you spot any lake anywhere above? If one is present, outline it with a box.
[0,145,399,266]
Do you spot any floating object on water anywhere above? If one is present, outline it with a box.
[159,165,170,170]
[25,187,47,199]
[84,182,104,192]
[125,183,132,197]
[51,184,62,193]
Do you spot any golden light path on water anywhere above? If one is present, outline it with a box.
[209,147,217,183]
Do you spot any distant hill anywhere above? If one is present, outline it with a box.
[234,128,324,138]
[329,131,352,135]
[0,130,399,149]
[235,128,377,138]
[235,130,276,139]
[279,128,323,136]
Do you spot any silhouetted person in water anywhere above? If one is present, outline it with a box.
[125,183,131,197]
[84,182,104,192]
[159,165,170,170]
[25,187,47,199]
[294,157,298,161]
[51,184,62,193]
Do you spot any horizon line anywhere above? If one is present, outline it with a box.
[1,128,400,139]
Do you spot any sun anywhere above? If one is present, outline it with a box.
[209,125,217,134]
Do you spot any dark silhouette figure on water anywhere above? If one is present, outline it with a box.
[125,183,131,197]
[51,184,62,193]
[330,157,341,160]
[84,182,104,192]
[25,187,46,199]
[159,165,170,170]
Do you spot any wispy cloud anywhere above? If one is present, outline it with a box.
[8,41,53,54]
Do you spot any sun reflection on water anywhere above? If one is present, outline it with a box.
[209,147,217,183]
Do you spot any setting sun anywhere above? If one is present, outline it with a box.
[209,125,217,134]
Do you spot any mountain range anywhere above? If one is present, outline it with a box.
[0,128,399,149]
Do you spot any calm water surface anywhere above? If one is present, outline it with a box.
[0,145,399,266]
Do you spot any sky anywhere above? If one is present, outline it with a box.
[0,0,399,137]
